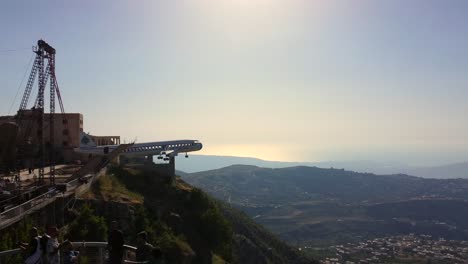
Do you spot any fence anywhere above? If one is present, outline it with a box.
[0,169,104,229]
[0,242,145,264]
[0,188,58,229]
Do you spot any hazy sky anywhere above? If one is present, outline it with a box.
[1,0,468,165]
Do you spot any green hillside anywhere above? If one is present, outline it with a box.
[109,164,313,263]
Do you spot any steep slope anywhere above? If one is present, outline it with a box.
[110,164,313,263]
[218,202,317,264]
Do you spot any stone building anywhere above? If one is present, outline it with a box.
[0,110,119,163]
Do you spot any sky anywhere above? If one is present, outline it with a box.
[1,0,468,166]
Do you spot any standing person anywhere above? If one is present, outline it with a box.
[46,226,60,264]
[20,227,42,264]
[40,231,50,264]
[135,231,154,262]
[107,221,124,264]
[28,159,34,174]
[62,241,79,264]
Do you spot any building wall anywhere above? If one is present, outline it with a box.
[46,113,83,148]
[46,113,83,162]
[0,111,83,162]
[1,111,122,164]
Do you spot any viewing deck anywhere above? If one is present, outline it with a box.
[0,166,98,230]
[0,143,133,230]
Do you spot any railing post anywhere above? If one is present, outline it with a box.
[99,247,103,264]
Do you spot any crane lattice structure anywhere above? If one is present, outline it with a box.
[16,40,66,185]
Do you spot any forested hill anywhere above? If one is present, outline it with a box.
[111,164,314,264]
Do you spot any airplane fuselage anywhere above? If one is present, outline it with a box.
[76,140,202,157]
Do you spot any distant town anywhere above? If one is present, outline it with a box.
[312,234,468,264]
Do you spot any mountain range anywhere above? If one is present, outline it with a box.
[177,154,468,179]
[182,165,468,246]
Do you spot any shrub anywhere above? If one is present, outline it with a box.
[200,207,233,259]
[67,204,107,241]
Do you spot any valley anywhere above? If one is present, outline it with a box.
[182,165,468,247]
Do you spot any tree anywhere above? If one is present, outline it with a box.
[68,204,107,241]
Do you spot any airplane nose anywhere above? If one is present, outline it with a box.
[197,143,203,150]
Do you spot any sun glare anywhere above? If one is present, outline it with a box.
[200,143,295,161]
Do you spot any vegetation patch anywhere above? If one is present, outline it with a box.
[80,174,143,204]
[67,204,108,241]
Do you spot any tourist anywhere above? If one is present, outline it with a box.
[46,226,61,264]
[20,227,42,264]
[39,231,50,263]
[62,241,79,264]
[107,220,124,264]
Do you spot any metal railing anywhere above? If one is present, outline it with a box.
[0,188,58,229]
[0,170,102,229]
[0,242,145,264]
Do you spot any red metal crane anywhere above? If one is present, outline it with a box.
[16,39,66,185]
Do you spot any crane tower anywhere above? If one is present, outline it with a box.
[16,39,66,185]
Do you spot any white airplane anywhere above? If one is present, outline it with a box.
[75,132,202,160]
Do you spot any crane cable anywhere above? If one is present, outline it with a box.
[0,47,30,53]
[7,53,35,115]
